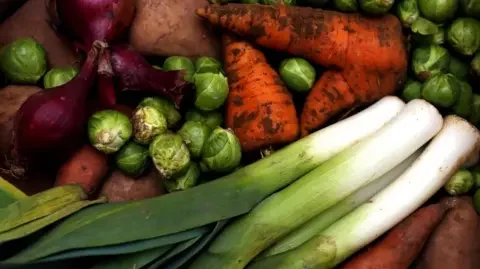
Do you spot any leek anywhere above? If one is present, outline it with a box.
[259,148,423,258]
[189,99,444,269]
[248,115,479,269]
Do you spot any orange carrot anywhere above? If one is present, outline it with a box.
[196,4,408,136]
[340,202,450,269]
[223,33,299,152]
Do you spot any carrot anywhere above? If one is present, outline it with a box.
[340,202,450,269]
[413,197,479,269]
[223,33,299,152]
[196,4,408,136]
[55,145,109,196]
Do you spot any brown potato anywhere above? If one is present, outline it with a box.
[0,0,79,68]
[99,169,166,203]
[129,0,220,59]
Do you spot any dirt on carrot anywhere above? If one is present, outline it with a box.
[223,33,299,152]
[340,201,452,269]
[196,4,408,136]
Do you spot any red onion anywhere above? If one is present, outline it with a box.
[98,49,116,107]
[47,0,135,51]
[110,44,192,109]
[10,41,107,174]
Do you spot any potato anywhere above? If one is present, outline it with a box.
[99,169,166,203]
[0,85,42,159]
[129,0,220,59]
[0,0,79,68]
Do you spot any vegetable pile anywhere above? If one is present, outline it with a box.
[0,0,479,269]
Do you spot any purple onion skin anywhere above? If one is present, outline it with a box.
[12,41,107,170]
[110,44,192,109]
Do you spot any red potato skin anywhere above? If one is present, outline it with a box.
[413,197,479,269]
[55,145,109,196]
[340,202,450,269]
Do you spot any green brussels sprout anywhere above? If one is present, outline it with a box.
[0,38,47,84]
[138,97,181,128]
[150,133,191,179]
[200,127,242,173]
[401,79,423,102]
[261,0,296,5]
[185,108,224,130]
[195,56,223,74]
[412,45,450,81]
[241,0,259,3]
[194,72,229,111]
[469,94,480,125]
[448,56,470,81]
[163,56,195,82]
[43,67,79,89]
[444,169,474,195]
[163,162,200,192]
[396,0,420,28]
[460,0,480,18]
[472,52,480,76]
[421,73,460,108]
[418,0,458,23]
[178,121,212,159]
[411,18,445,45]
[359,0,394,15]
[132,106,168,145]
[474,189,480,215]
[333,0,359,12]
[447,18,480,56]
[88,110,133,154]
[279,58,316,93]
[152,65,162,70]
[472,165,480,188]
[115,141,150,177]
[453,81,473,117]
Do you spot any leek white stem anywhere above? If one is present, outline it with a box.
[252,115,479,269]
[189,99,443,269]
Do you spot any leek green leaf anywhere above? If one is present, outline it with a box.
[90,246,173,269]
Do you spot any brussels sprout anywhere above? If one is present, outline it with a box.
[178,121,212,159]
[469,94,480,125]
[460,0,480,18]
[421,73,460,107]
[472,165,480,188]
[401,79,423,102]
[0,38,47,84]
[152,65,162,70]
[132,106,168,145]
[43,67,79,89]
[88,110,133,154]
[279,58,316,93]
[418,0,458,23]
[185,108,224,130]
[195,57,223,74]
[359,0,394,15]
[163,162,200,192]
[150,133,191,179]
[412,45,450,81]
[447,18,480,56]
[472,52,480,76]
[444,169,474,195]
[261,0,296,5]
[194,72,229,111]
[448,56,470,81]
[241,0,259,3]
[138,97,181,128]
[474,189,480,215]
[411,18,445,45]
[453,81,473,117]
[200,127,242,173]
[396,0,420,28]
[333,0,359,12]
[163,56,195,82]
[115,141,150,177]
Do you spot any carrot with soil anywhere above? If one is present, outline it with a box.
[196,4,408,136]
[223,34,299,152]
[340,201,452,269]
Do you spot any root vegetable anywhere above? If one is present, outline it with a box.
[0,0,79,68]
[129,0,220,59]
[99,169,166,203]
[55,145,109,196]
